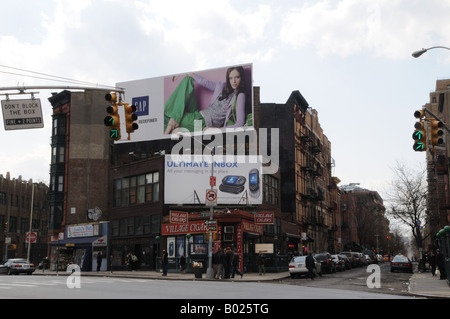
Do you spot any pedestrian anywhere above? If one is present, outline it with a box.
[130,253,138,271]
[179,254,186,274]
[216,249,226,279]
[224,247,234,279]
[436,249,446,280]
[161,249,168,276]
[126,253,132,271]
[231,249,243,279]
[306,252,316,280]
[96,251,103,272]
[256,251,266,275]
[212,250,218,279]
[428,251,436,276]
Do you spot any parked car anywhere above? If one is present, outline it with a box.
[340,251,359,268]
[355,252,365,266]
[363,250,376,263]
[331,254,346,271]
[390,255,413,273]
[338,254,352,270]
[289,255,322,278]
[313,252,336,273]
[0,258,35,275]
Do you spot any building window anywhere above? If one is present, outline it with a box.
[112,215,158,237]
[114,172,159,207]
[263,175,279,206]
[0,192,6,205]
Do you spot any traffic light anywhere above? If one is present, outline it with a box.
[413,120,427,152]
[124,103,139,134]
[430,119,444,147]
[413,110,427,152]
[414,110,425,119]
[104,93,121,141]
[4,221,7,232]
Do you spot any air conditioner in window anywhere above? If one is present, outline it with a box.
[224,226,234,233]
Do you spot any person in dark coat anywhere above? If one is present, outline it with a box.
[306,252,316,280]
[161,249,168,276]
[231,249,243,278]
[224,247,234,279]
[96,251,103,272]
[428,251,436,276]
[179,254,186,274]
[256,251,266,275]
[436,249,446,280]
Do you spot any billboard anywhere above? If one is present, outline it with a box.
[164,154,262,205]
[115,63,253,143]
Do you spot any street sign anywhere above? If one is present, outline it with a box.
[1,98,44,130]
[205,189,217,206]
[25,232,37,244]
[204,219,217,226]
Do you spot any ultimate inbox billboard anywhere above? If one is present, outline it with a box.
[115,63,253,143]
[164,154,262,205]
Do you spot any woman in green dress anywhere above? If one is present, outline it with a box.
[164,66,248,134]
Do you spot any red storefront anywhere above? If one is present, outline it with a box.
[161,210,264,272]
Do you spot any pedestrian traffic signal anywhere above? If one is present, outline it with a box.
[413,120,427,152]
[430,119,444,147]
[124,103,139,134]
[104,93,121,141]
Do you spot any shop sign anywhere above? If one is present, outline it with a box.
[162,220,210,236]
[254,212,274,224]
[68,224,94,238]
[93,236,108,247]
[170,211,188,224]
[241,220,263,235]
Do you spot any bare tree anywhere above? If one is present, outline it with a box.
[386,161,429,255]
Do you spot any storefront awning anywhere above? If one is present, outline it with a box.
[50,237,99,246]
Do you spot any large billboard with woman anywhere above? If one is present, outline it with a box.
[115,63,253,143]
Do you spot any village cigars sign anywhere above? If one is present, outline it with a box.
[162,220,210,236]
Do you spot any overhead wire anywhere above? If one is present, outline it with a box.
[0,64,118,89]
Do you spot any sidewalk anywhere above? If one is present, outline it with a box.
[408,271,450,299]
[34,269,289,283]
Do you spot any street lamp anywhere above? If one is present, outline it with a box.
[412,46,450,58]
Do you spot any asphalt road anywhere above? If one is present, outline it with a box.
[280,262,414,297]
[0,269,414,300]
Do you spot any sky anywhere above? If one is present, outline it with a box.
[0,0,449,201]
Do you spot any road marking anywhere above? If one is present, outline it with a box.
[0,282,35,287]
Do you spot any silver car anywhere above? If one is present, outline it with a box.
[289,255,322,278]
[0,258,35,275]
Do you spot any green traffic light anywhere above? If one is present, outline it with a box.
[414,142,425,151]
[109,129,119,139]
[413,131,423,140]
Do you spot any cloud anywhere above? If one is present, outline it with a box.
[279,0,450,60]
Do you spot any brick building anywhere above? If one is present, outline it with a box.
[258,89,340,254]
[422,79,450,250]
[0,172,48,263]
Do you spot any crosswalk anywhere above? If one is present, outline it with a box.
[0,276,148,289]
